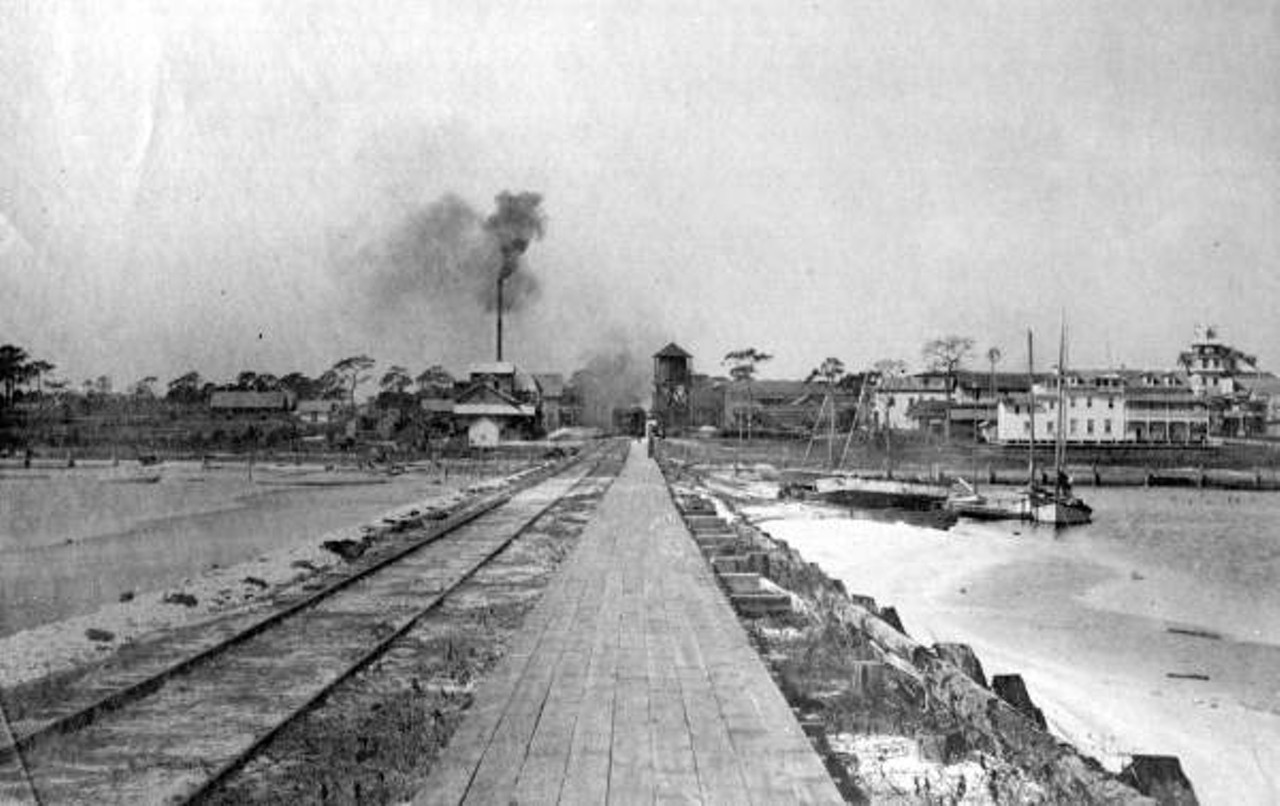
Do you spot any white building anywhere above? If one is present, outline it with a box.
[873,373,953,431]
[995,371,1207,445]
[1178,324,1259,397]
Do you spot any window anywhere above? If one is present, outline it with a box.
[1047,421,1055,434]
[1070,419,1078,435]
[1104,420,1112,435]
[1023,421,1030,434]
[1087,396,1093,408]
[1107,397,1114,409]
[1087,419,1094,435]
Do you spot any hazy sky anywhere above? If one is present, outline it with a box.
[2,0,1278,387]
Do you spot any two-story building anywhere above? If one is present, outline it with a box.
[877,370,1035,439]
[873,372,953,431]
[995,371,1208,445]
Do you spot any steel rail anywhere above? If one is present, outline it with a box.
[0,444,604,769]
[181,443,623,804]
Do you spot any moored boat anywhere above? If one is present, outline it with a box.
[945,325,1091,526]
[1030,489,1092,525]
[810,474,950,510]
[1032,320,1092,526]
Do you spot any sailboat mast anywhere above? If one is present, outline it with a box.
[1055,319,1068,491]
[1026,329,1036,484]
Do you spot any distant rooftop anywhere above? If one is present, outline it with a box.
[469,361,516,376]
[653,342,692,359]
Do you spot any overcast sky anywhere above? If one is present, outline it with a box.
[2,1,1278,387]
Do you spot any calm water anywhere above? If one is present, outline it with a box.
[962,486,1280,644]
[0,464,440,637]
[763,485,1280,805]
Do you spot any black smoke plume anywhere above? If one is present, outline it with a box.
[354,191,546,315]
[486,191,545,284]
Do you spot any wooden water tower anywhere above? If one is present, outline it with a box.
[652,343,692,434]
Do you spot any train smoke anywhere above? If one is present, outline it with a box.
[569,328,664,428]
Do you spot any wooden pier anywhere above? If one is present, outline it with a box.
[414,441,840,804]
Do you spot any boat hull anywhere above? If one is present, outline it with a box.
[812,476,949,511]
[1031,499,1092,526]
[946,495,1032,521]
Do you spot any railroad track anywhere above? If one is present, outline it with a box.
[0,440,627,805]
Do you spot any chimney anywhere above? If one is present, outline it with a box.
[496,275,505,361]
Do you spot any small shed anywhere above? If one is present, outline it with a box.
[452,382,536,447]
[296,399,342,424]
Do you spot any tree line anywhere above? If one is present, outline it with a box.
[719,333,999,442]
[0,344,460,410]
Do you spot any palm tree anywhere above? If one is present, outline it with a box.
[27,359,54,397]
[380,365,413,395]
[722,347,772,443]
[167,371,205,404]
[132,376,159,397]
[416,365,455,396]
[331,355,376,410]
[987,346,1002,399]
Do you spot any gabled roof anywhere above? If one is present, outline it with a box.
[453,380,536,418]
[456,381,523,407]
[653,342,691,359]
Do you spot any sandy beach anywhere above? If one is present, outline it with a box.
[749,504,1280,806]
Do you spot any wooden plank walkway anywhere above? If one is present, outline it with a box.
[414,441,841,805]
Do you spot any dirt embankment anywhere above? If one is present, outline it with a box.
[663,461,1198,805]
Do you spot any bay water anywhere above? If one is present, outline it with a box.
[754,486,1280,805]
[0,463,439,637]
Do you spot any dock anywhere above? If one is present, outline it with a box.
[414,441,841,804]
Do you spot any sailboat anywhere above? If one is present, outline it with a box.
[1030,321,1092,526]
[782,374,951,510]
[945,326,1091,525]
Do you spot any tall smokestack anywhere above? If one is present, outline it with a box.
[496,274,505,360]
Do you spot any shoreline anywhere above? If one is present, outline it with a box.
[666,466,1160,802]
[0,462,513,637]
[0,481,482,690]
[751,505,1280,805]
